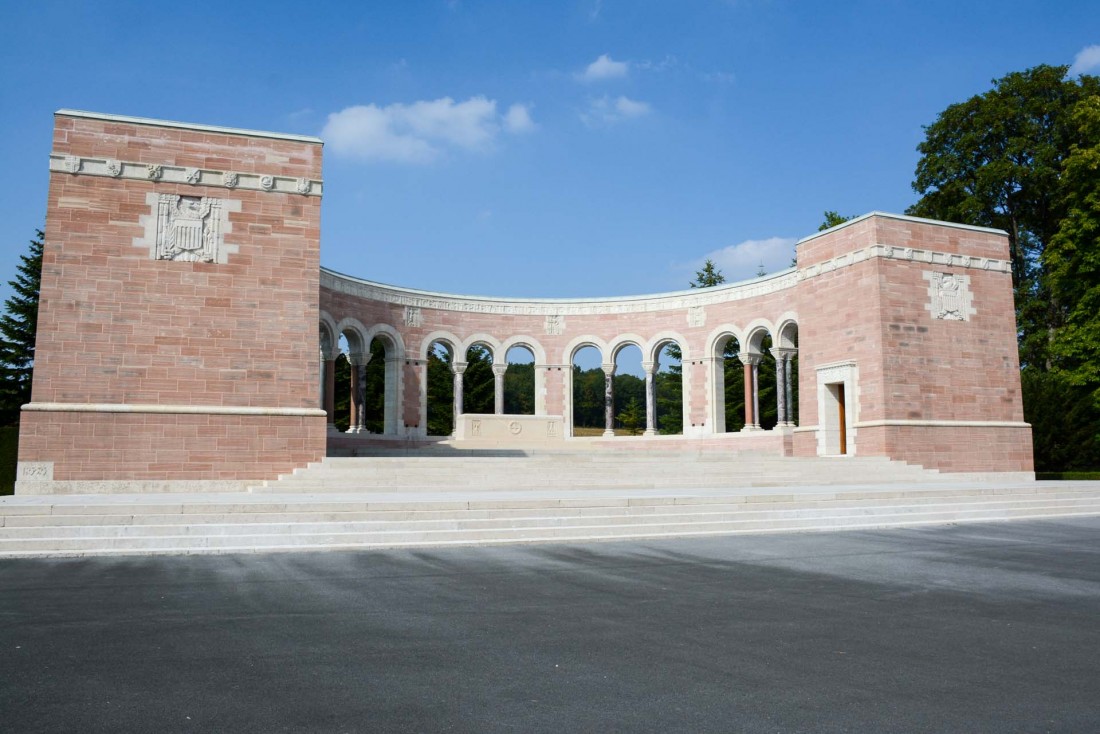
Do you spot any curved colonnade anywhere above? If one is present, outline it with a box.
[318,267,799,441]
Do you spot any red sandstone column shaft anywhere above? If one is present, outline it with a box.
[348,363,359,433]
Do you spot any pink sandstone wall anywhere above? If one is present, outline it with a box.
[791,215,1031,472]
[17,112,326,488]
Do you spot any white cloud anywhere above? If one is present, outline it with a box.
[1069,44,1100,75]
[679,237,798,284]
[323,96,534,163]
[504,103,537,134]
[577,53,629,82]
[580,95,651,127]
[701,70,736,84]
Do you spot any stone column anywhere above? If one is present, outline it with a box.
[346,351,370,433]
[452,361,467,436]
[774,348,796,427]
[643,360,657,437]
[739,353,761,431]
[602,363,616,437]
[492,363,507,415]
[752,358,761,430]
[774,353,787,426]
[784,352,796,427]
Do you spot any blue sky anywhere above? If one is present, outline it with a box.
[1,0,1098,307]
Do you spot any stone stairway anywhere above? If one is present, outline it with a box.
[250,451,948,493]
[2,447,1099,557]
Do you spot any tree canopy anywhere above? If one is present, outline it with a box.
[908,64,1100,470]
[0,231,43,425]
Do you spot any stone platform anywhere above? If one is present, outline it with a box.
[1,448,1096,557]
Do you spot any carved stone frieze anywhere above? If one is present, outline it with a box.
[49,153,323,197]
[545,314,564,335]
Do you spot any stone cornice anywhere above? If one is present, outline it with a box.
[23,402,326,417]
[321,267,801,316]
[322,239,1010,315]
[797,211,1008,244]
[49,152,323,197]
[797,244,1011,281]
[56,109,323,144]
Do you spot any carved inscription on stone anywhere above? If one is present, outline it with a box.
[185,167,202,184]
[155,194,222,263]
[924,271,975,322]
[403,306,423,327]
[545,314,564,335]
[471,419,481,437]
[687,305,706,328]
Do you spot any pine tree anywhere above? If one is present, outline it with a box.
[0,231,43,425]
[690,259,726,288]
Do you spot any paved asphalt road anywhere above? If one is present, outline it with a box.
[2,518,1099,733]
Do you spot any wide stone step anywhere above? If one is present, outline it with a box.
[5,498,1100,540]
[3,503,1099,555]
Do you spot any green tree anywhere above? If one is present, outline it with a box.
[0,230,44,425]
[426,345,454,435]
[1044,94,1100,404]
[617,397,644,436]
[818,211,853,231]
[691,259,726,288]
[908,64,1099,369]
[503,361,535,414]
[909,64,1100,469]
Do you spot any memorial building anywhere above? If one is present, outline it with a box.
[14,110,1034,493]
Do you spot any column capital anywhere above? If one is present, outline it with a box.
[601,363,616,376]
[320,345,336,362]
[451,361,468,375]
[641,361,657,376]
[347,351,371,367]
[773,347,797,361]
[737,352,763,366]
[491,363,508,377]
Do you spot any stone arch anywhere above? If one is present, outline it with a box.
[608,334,647,364]
[335,316,369,356]
[418,330,462,361]
[775,314,799,350]
[742,319,775,355]
[460,333,504,364]
[319,312,339,358]
[360,324,406,436]
[461,335,499,416]
[773,314,799,427]
[565,337,608,437]
[501,335,547,366]
[562,335,609,365]
[420,330,463,437]
[501,336,545,416]
[705,325,745,435]
[740,319,778,431]
[646,331,690,364]
[646,331,689,436]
